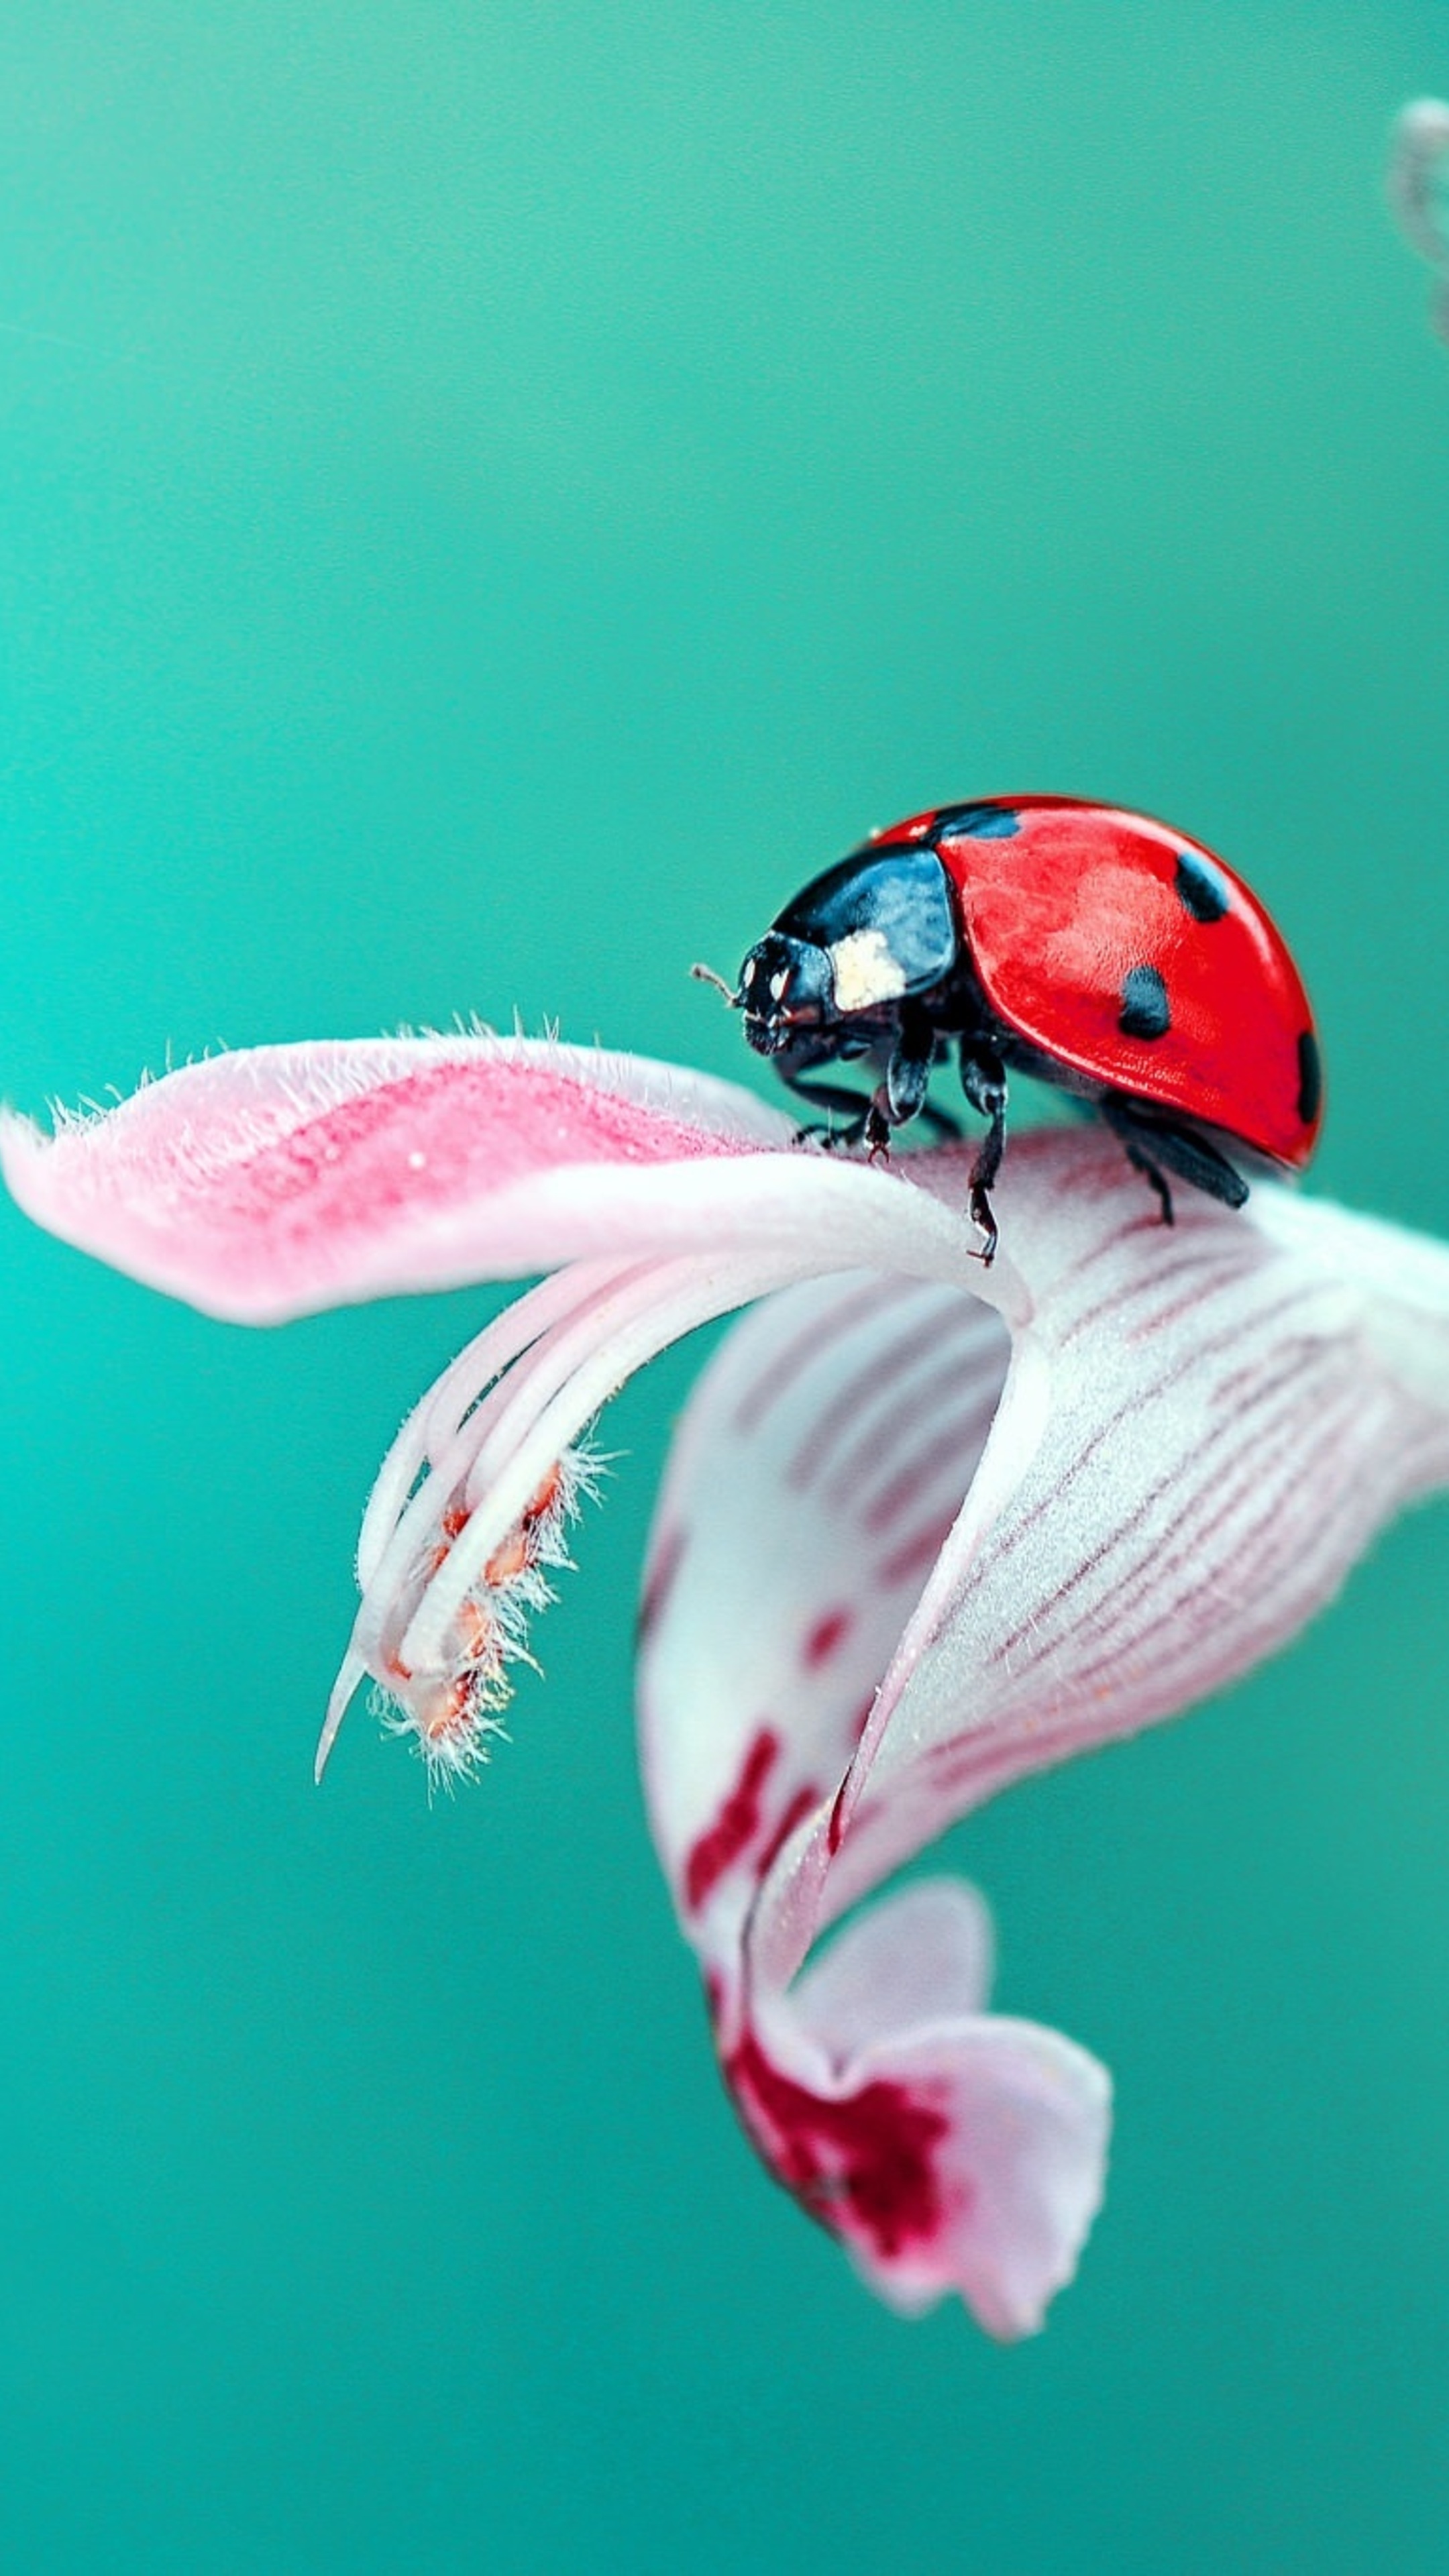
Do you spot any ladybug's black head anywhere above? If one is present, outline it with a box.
[736,932,834,1057]
[700,839,962,1057]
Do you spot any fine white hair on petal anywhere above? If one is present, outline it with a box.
[0,1034,995,1322]
[19,1033,794,1167]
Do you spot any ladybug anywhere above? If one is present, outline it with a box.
[706,796,1322,1263]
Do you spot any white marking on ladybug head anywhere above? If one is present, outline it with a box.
[743,957,756,983]
[770,970,788,1002]
[829,926,908,1014]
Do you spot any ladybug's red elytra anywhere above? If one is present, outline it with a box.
[714,796,1323,1264]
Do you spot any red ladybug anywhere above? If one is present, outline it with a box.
[718,796,1322,1263]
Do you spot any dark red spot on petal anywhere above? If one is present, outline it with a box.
[684,1727,780,1911]
[726,2029,953,2262]
[803,1607,853,1670]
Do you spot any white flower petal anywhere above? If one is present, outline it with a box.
[819,1137,1449,1939]
[789,1878,995,2042]
[735,1888,1110,2338]
[639,1267,1009,1949]
[640,1128,1449,2328]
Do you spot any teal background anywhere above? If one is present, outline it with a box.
[1,5,1448,2567]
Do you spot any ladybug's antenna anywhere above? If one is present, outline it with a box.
[690,961,738,1004]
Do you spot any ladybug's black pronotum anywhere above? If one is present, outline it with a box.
[704,797,1322,1263]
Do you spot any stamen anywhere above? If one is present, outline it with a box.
[320,1246,814,1784]
[355,1263,669,1668]
[366,1438,600,1792]
[376,1678,508,1788]
[354,1258,641,1589]
[400,1253,801,1679]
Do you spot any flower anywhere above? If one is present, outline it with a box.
[1389,98,1449,344]
[6,1032,1449,2336]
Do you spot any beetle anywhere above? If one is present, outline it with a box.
[703,796,1322,1264]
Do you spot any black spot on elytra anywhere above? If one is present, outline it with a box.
[1296,1028,1322,1126]
[1173,849,1230,923]
[938,804,1020,839]
[1119,963,1172,1040]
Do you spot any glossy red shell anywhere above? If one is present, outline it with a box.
[881,796,1322,1171]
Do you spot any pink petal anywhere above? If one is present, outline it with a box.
[737,1883,1108,2335]
[790,1876,994,2037]
[0,1036,982,1322]
[820,1140,1449,1931]
[639,1132,1449,2326]
[639,1247,1108,2331]
[639,1267,1009,1955]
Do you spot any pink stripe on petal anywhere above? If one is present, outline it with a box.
[5,1038,994,1322]
[639,1269,1000,1956]
[877,1514,961,1589]
[802,1609,853,1670]
[1,1040,794,1320]
[784,1292,975,1492]
[860,1393,1006,1535]
[733,1275,906,1436]
[814,1333,1001,1509]
[637,1522,688,1645]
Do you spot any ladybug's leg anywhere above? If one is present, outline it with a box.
[959,1042,1008,1266]
[781,1013,953,1154]
[1103,1113,1175,1226]
[847,1008,940,1162]
[777,1069,874,1148]
[877,1007,936,1135]
[782,1073,960,1150]
[1099,1097,1249,1220]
